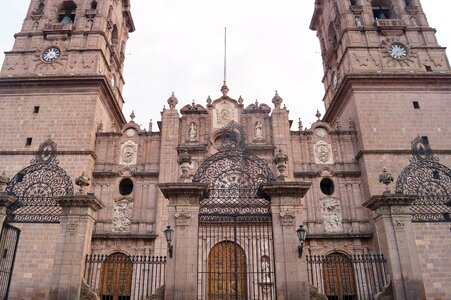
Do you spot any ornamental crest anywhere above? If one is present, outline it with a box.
[119,140,138,165]
[320,197,343,232]
[314,140,333,164]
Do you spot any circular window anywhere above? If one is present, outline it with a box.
[320,178,334,195]
[119,178,134,196]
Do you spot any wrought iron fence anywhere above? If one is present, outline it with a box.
[410,196,451,222]
[306,253,388,300]
[84,254,166,300]
[5,197,61,223]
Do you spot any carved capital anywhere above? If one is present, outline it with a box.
[279,211,296,226]
[174,211,191,227]
[56,195,105,212]
[362,194,415,217]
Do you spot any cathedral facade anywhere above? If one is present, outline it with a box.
[0,0,450,299]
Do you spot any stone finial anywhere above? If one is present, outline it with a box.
[315,109,321,120]
[274,149,289,181]
[207,96,212,106]
[191,99,196,107]
[75,172,91,195]
[221,83,229,97]
[0,171,10,193]
[178,151,192,183]
[149,119,153,132]
[238,96,244,105]
[167,92,178,109]
[298,118,303,131]
[272,91,283,109]
[130,110,135,122]
[379,168,394,195]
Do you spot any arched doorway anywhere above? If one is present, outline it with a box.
[208,241,247,300]
[99,253,133,300]
[323,253,357,300]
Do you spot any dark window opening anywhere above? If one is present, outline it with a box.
[425,65,432,72]
[405,0,412,7]
[34,106,40,113]
[58,1,77,23]
[90,0,98,9]
[413,101,420,109]
[432,170,440,180]
[372,7,391,19]
[26,138,33,146]
[36,1,45,14]
[111,25,119,47]
[119,178,133,196]
[320,178,335,196]
[350,0,357,6]
[2,249,7,259]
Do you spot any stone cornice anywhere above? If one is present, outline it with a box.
[56,194,105,212]
[0,150,97,160]
[307,231,373,240]
[259,181,312,198]
[92,233,158,240]
[362,194,416,211]
[158,183,209,199]
[355,149,451,160]
[0,194,17,207]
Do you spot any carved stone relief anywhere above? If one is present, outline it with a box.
[254,121,264,140]
[320,197,343,232]
[213,102,237,128]
[119,140,138,165]
[280,211,296,226]
[314,140,334,164]
[188,122,197,141]
[112,198,132,232]
[174,211,191,227]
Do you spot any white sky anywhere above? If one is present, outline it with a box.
[1,1,450,130]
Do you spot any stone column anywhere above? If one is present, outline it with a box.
[363,194,426,300]
[260,181,311,300]
[0,194,16,226]
[158,183,209,300]
[49,195,104,300]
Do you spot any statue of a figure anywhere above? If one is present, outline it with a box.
[261,256,271,282]
[188,122,197,140]
[255,121,264,140]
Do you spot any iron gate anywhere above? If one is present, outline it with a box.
[193,122,276,300]
[0,223,20,300]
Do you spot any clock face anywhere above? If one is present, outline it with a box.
[42,47,61,62]
[388,43,408,60]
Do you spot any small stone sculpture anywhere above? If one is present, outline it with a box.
[379,167,394,194]
[75,172,91,194]
[274,149,288,181]
[178,151,192,182]
[0,171,10,193]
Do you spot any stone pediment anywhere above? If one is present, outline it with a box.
[244,102,271,114]
[180,102,208,115]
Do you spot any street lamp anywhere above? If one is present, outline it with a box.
[163,225,174,258]
[296,225,307,258]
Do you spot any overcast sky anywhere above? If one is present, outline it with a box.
[1,1,450,130]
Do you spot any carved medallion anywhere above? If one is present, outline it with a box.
[320,198,343,232]
[120,140,138,165]
[112,198,132,232]
[314,140,333,164]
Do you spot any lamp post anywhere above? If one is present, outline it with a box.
[296,225,307,258]
[164,225,174,258]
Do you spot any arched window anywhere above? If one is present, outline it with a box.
[111,25,119,48]
[100,253,133,299]
[323,253,357,300]
[90,0,98,10]
[372,0,393,19]
[58,0,77,23]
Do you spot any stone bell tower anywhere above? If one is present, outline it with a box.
[310,0,451,197]
[0,0,134,177]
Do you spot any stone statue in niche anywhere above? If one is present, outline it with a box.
[320,198,343,232]
[261,255,271,283]
[188,122,197,141]
[120,140,138,165]
[255,121,264,140]
[314,140,333,164]
[112,198,132,232]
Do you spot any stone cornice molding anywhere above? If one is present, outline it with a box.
[56,195,105,212]
[362,194,415,213]
[259,181,311,199]
[158,183,209,200]
[0,194,17,207]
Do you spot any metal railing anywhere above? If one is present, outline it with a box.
[306,253,388,300]
[84,254,166,300]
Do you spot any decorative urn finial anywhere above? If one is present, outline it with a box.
[272,91,283,109]
[178,151,192,182]
[75,172,91,195]
[379,167,394,195]
[274,149,289,181]
[315,109,321,120]
[167,92,178,109]
[221,83,229,97]
[130,110,135,122]
[0,171,10,193]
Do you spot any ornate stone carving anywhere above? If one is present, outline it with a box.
[320,197,343,232]
[392,219,405,231]
[0,172,9,193]
[213,102,237,128]
[379,168,394,194]
[314,140,333,164]
[174,211,191,227]
[112,198,132,232]
[178,151,193,183]
[274,149,289,181]
[75,172,91,195]
[120,140,138,165]
[390,206,411,215]
[188,122,197,141]
[254,121,264,140]
[280,211,296,226]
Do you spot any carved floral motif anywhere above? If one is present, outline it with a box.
[112,198,132,232]
[120,140,138,165]
[320,198,343,232]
